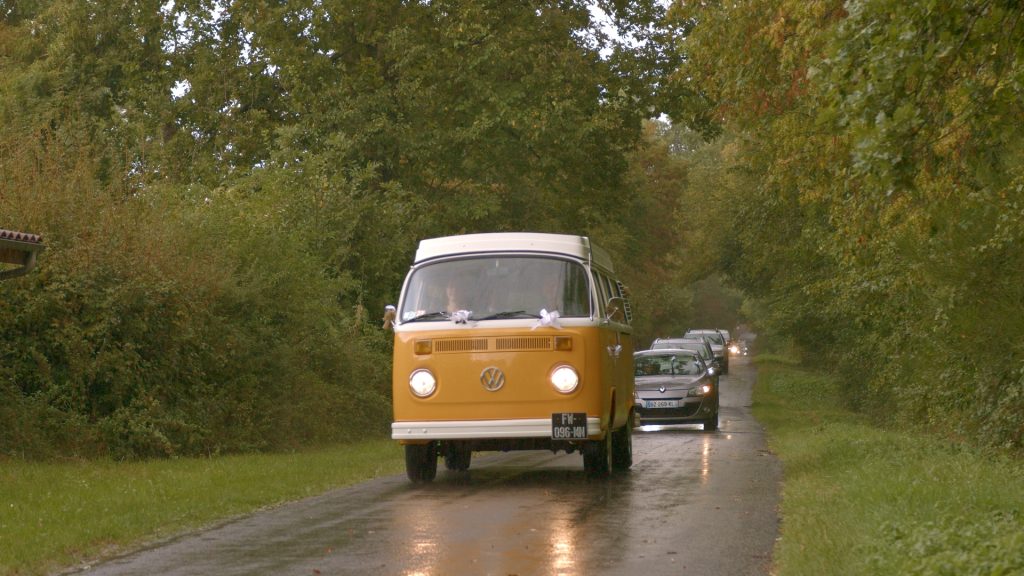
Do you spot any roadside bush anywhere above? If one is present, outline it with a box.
[0,139,393,459]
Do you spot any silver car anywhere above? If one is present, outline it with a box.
[650,337,720,381]
[685,329,729,374]
[633,349,719,431]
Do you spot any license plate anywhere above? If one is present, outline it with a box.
[551,413,588,439]
[646,399,679,409]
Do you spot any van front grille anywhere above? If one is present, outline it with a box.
[435,338,489,353]
[431,336,555,353]
[495,337,552,351]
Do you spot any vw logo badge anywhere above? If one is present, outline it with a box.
[659,385,666,394]
[480,367,505,392]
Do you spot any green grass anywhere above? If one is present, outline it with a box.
[0,438,405,576]
[752,357,1024,576]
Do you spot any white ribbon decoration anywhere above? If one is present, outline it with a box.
[532,309,562,330]
[450,310,474,324]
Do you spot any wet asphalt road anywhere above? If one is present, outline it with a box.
[72,356,780,576]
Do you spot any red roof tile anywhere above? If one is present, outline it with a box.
[0,229,43,244]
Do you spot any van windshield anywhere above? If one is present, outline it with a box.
[400,256,591,322]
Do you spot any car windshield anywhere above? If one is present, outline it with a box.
[688,331,724,345]
[653,340,709,358]
[634,353,704,377]
[651,341,684,350]
[400,256,591,322]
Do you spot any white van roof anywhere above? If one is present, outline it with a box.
[414,232,614,271]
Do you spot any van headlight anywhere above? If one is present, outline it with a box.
[550,365,579,394]
[409,369,437,398]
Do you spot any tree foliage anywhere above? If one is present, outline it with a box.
[0,0,686,458]
[667,0,1024,448]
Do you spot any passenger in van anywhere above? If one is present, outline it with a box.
[446,275,472,314]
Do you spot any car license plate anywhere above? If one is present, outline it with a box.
[551,413,588,439]
[646,399,679,409]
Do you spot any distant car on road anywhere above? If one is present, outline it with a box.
[684,329,729,374]
[633,348,719,431]
[729,337,749,356]
[650,337,720,380]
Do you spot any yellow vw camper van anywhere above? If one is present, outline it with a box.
[388,233,635,481]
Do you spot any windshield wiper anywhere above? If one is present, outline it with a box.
[402,311,450,323]
[475,310,541,320]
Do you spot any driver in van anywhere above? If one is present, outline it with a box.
[528,273,563,314]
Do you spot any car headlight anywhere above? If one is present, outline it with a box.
[708,366,716,375]
[687,384,712,397]
[550,365,579,394]
[409,369,437,397]
[729,345,739,354]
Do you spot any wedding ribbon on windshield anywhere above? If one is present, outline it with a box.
[531,309,562,330]
[450,310,474,324]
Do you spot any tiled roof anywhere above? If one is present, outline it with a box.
[0,229,43,244]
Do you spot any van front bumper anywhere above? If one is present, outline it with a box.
[392,417,601,440]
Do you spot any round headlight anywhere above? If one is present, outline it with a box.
[550,365,579,394]
[409,369,437,398]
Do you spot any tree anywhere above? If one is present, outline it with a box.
[664,0,1024,448]
[1,0,686,458]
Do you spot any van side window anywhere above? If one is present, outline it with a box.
[601,274,616,304]
[615,280,633,323]
[591,270,606,316]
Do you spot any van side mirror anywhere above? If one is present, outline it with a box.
[605,296,626,323]
[382,305,396,330]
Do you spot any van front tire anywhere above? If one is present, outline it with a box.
[405,442,438,483]
[611,417,633,471]
[583,433,612,477]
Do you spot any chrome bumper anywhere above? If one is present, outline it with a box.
[392,417,602,440]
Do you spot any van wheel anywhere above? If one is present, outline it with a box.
[611,416,633,471]
[583,433,612,477]
[405,442,438,482]
[443,443,472,471]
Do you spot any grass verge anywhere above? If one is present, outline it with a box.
[752,357,1024,576]
[0,438,404,576]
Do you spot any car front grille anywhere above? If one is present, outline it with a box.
[636,403,701,418]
